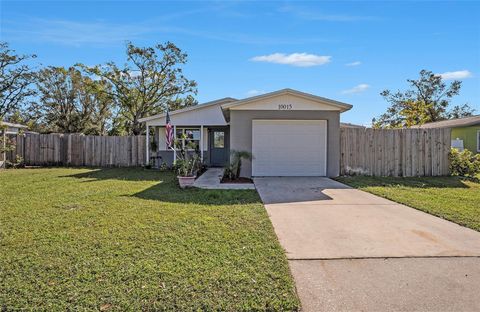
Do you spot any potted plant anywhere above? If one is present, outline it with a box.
[174,137,201,188]
[176,155,199,188]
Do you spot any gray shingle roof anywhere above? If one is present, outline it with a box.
[411,115,480,128]
[1,121,28,128]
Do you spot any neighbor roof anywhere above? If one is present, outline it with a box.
[340,122,366,128]
[221,88,353,112]
[1,121,28,129]
[411,115,480,128]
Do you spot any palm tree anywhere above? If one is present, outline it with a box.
[230,150,253,179]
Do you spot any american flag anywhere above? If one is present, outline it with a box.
[165,109,174,149]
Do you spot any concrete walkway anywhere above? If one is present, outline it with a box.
[254,177,480,311]
[194,168,255,189]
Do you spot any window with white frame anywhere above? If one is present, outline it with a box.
[176,128,201,151]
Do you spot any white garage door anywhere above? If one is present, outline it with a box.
[252,120,327,176]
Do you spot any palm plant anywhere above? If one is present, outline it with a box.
[224,150,253,180]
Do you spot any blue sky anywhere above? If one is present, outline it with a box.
[1,1,479,125]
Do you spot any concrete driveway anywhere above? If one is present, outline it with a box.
[254,177,480,311]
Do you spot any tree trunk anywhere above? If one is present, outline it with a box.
[131,119,143,136]
[236,158,242,179]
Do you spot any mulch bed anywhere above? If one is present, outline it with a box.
[221,177,253,184]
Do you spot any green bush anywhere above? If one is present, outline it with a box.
[449,148,480,178]
[223,150,253,180]
[6,155,24,169]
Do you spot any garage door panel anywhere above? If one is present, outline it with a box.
[252,120,327,176]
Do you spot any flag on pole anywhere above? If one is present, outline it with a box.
[165,109,174,149]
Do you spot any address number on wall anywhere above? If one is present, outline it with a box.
[278,104,293,110]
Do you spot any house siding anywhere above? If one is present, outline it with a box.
[229,110,341,177]
[452,126,480,153]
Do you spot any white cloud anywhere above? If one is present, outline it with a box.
[438,70,473,80]
[250,53,331,67]
[342,84,370,94]
[345,61,361,66]
[246,89,266,97]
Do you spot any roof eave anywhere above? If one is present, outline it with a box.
[1,121,28,128]
[139,97,238,123]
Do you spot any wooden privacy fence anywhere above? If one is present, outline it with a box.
[5,129,451,176]
[6,133,146,167]
[340,128,451,177]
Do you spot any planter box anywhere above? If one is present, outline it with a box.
[177,176,196,188]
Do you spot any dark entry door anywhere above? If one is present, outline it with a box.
[209,127,229,166]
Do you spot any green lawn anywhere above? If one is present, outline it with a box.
[336,176,480,231]
[0,168,299,311]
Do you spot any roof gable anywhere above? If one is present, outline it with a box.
[139,89,353,126]
[221,89,352,112]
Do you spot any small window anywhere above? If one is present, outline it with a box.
[214,131,225,148]
[176,128,201,150]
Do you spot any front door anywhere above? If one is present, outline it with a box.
[209,128,229,166]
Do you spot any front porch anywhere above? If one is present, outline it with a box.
[146,125,229,168]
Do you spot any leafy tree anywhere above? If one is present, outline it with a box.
[31,66,114,134]
[373,69,475,128]
[446,103,475,120]
[0,42,37,118]
[82,79,114,135]
[78,42,197,135]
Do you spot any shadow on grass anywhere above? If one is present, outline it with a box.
[133,183,261,205]
[62,167,261,205]
[336,175,473,189]
[60,167,168,182]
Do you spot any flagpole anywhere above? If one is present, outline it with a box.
[165,106,176,164]
[146,123,150,165]
[173,125,176,163]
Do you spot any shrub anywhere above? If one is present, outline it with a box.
[223,164,236,180]
[223,150,253,180]
[449,148,480,178]
[159,161,169,171]
[6,155,24,169]
[175,154,200,177]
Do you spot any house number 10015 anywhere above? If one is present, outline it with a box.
[278,104,293,110]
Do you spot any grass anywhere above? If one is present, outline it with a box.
[0,168,299,311]
[335,175,480,232]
